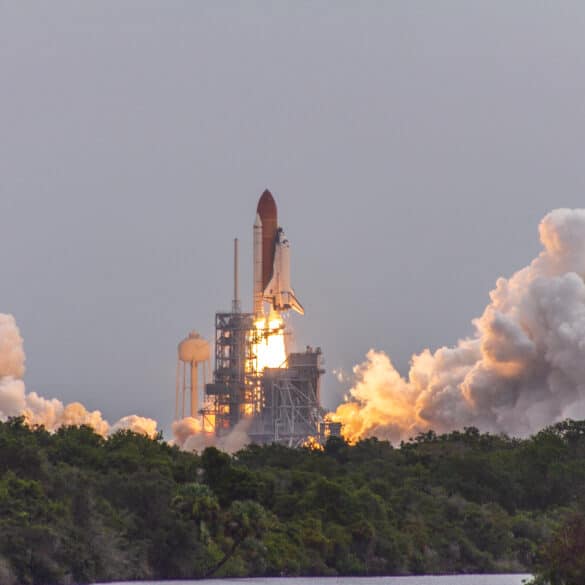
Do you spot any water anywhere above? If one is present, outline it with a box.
[103,575,531,585]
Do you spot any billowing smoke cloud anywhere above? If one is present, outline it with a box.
[0,314,157,437]
[172,416,251,453]
[333,209,585,442]
[110,415,158,438]
[0,314,25,379]
[172,417,204,446]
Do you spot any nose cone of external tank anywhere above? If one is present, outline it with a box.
[257,189,277,222]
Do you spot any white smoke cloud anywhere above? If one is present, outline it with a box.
[111,415,158,438]
[0,378,27,419]
[214,418,252,453]
[172,416,251,454]
[0,314,157,438]
[333,209,585,442]
[172,416,204,446]
[0,314,25,379]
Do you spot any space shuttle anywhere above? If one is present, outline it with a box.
[254,190,304,316]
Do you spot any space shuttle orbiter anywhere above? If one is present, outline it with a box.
[253,190,304,316]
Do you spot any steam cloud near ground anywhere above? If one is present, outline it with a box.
[172,417,251,454]
[333,209,585,442]
[0,314,157,438]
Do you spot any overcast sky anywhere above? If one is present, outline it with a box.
[2,2,585,436]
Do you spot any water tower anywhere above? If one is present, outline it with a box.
[176,332,211,419]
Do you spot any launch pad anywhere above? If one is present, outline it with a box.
[250,350,325,445]
[201,309,327,447]
[187,190,339,447]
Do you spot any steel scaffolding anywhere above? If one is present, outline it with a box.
[202,312,326,445]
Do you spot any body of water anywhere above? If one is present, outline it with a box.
[103,575,531,585]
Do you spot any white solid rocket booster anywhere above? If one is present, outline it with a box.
[253,213,264,315]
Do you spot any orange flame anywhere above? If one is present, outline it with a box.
[302,435,324,450]
[253,312,287,371]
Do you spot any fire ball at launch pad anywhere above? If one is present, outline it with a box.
[176,189,340,447]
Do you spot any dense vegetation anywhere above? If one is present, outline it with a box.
[529,510,585,585]
[1,417,584,584]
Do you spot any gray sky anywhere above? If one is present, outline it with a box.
[2,2,585,436]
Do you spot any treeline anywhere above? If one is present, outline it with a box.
[1,417,584,584]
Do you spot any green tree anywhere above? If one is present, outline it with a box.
[531,511,585,585]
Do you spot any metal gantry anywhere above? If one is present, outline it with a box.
[202,311,327,445]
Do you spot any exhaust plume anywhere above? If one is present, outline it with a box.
[172,416,251,454]
[0,314,25,379]
[332,209,585,443]
[110,415,158,438]
[172,416,204,445]
[0,313,157,437]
